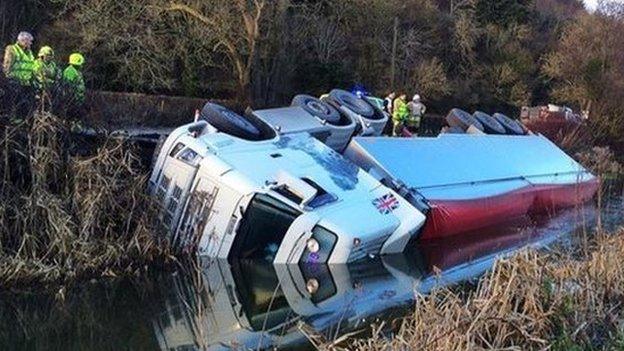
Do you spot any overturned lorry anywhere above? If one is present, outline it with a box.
[149,89,598,263]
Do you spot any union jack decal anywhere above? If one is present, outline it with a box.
[373,193,399,214]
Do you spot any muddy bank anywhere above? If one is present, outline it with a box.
[85,90,237,129]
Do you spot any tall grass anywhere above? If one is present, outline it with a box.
[304,228,624,350]
[0,109,169,290]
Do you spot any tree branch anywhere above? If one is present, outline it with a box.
[164,3,217,27]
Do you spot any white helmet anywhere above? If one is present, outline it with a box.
[17,31,34,43]
[412,94,421,102]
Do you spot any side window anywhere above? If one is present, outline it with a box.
[169,142,185,157]
[177,148,202,166]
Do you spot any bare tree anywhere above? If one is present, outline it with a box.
[411,57,451,100]
[307,11,347,64]
[449,0,475,15]
[452,8,479,64]
[47,0,181,91]
[162,0,267,102]
[598,0,624,18]
[542,10,624,140]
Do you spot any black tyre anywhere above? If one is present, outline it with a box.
[493,113,525,135]
[291,94,341,124]
[363,99,387,121]
[200,102,264,140]
[446,108,484,132]
[473,111,506,134]
[445,126,465,134]
[328,89,375,118]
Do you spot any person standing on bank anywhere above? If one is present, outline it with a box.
[384,92,396,115]
[407,94,426,131]
[33,46,59,91]
[392,93,409,136]
[3,31,36,120]
[62,52,86,105]
[3,31,35,86]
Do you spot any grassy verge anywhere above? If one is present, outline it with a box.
[0,110,170,291]
[309,228,624,350]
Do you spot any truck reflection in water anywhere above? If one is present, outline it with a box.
[151,205,598,351]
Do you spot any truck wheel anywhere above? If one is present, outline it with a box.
[445,126,465,134]
[446,108,484,132]
[493,113,525,135]
[329,89,374,118]
[364,99,388,121]
[291,94,341,124]
[473,111,506,134]
[200,102,263,140]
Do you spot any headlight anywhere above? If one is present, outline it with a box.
[306,278,319,294]
[353,237,361,247]
[299,226,337,264]
[306,238,320,253]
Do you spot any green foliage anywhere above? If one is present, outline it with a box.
[551,334,585,351]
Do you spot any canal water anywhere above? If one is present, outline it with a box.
[1,186,622,351]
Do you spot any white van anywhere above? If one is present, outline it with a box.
[149,104,426,264]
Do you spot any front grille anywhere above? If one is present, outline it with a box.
[347,232,392,262]
[171,185,182,200]
[166,199,178,213]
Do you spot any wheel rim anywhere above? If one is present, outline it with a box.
[307,100,331,116]
[224,110,257,132]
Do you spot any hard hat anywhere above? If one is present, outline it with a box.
[38,46,54,58]
[69,53,85,66]
[412,94,421,101]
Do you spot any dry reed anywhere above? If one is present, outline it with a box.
[307,229,624,351]
[0,110,170,290]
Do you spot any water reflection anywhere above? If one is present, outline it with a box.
[151,204,603,350]
[0,193,620,351]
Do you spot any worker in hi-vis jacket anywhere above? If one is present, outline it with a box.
[3,31,35,86]
[62,52,86,104]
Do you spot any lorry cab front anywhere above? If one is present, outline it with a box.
[149,121,426,264]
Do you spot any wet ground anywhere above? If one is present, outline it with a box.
[1,185,622,351]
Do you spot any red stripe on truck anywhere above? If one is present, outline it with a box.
[419,179,599,240]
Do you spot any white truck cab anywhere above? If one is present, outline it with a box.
[149,115,425,264]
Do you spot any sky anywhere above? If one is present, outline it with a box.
[584,0,598,11]
[585,0,624,11]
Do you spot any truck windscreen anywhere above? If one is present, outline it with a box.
[229,194,301,261]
